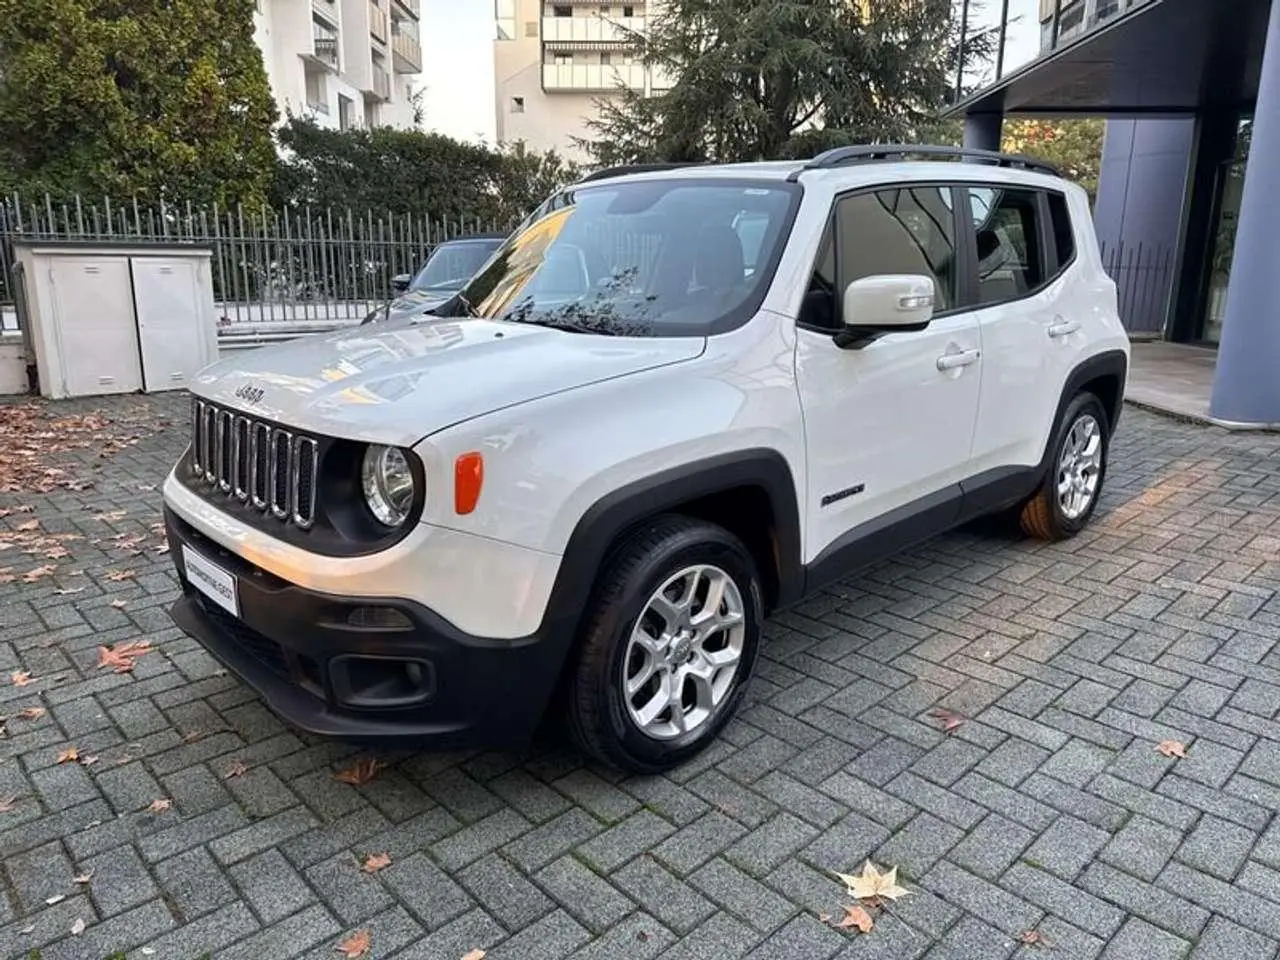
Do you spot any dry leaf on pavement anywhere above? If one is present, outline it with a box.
[361,852,392,874]
[21,565,56,582]
[97,641,152,674]
[54,587,84,596]
[0,795,18,812]
[104,569,135,581]
[15,520,39,532]
[1017,929,1050,947]
[147,798,173,813]
[56,747,79,764]
[929,709,966,735]
[835,903,875,933]
[1156,740,1187,759]
[223,761,249,780]
[74,871,92,883]
[10,671,33,687]
[20,707,45,719]
[336,929,372,958]
[334,757,384,786]
[460,951,486,960]
[110,599,128,609]
[834,861,912,902]
[70,917,85,935]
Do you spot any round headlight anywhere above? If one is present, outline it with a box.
[361,445,416,527]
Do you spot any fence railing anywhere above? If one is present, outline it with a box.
[0,193,511,333]
[1100,240,1174,336]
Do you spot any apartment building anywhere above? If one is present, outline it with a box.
[252,0,423,131]
[494,0,668,160]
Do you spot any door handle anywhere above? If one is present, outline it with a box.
[936,349,980,371]
[1048,318,1081,338]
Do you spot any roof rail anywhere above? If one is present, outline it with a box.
[786,144,1061,181]
[577,162,704,184]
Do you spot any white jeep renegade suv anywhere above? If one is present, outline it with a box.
[163,145,1128,773]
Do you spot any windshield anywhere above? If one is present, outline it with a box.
[448,179,799,337]
[410,240,502,293]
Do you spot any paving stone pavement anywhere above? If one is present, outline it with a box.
[3,394,1280,960]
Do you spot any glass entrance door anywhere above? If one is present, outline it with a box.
[1201,118,1252,344]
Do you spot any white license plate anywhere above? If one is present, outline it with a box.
[184,545,239,617]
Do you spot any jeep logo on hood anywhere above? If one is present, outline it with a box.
[234,383,265,404]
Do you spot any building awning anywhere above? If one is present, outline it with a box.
[949,0,1271,118]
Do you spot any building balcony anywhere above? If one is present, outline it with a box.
[369,63,392,101]
[542,63,646,93]
[307,34,341,72]
[393,0,420,19]
[540,15,645,46]
[392,31,421,72]
[370,2,388,42]
[312,0,340,25]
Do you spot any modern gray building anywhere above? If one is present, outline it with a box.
[949,0,1279,426]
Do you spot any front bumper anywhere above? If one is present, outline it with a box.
[165,507,573,747]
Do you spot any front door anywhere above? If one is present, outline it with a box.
[796,185,982,565]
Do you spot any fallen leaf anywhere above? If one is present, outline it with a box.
[21,564,56,582]
[139,484,156,492]
[45,894,65,905]
[110,599,128,609]
[16,505,35,513]
[835,903,875,934]
[336,929,371,958]
[74,871,92,883]
[54,587,85,596]
[1017,929,1051,947]
[19,707,45,719]
[142,949,156,956]
[1156,740,1187,759]
[97,640,152,673]
[930,709,966,735]
[155,542,170,554]
[70,917,85,935]
[15,519,39,532]
[19,924,34,934]
[56,746,79,764]
[0,795,18,812]
[460,951,486,960]
[334,757,384,786]
[10,671,33,687]
[223,760,249,779]
[835,861,912,902]
[79,755,99,767]
[104,569,135,581]
[361,852,392,874]
[147,798,173,813]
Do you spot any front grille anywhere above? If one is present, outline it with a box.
[190,398,319,528]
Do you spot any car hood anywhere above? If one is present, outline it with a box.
[192,318,706,447]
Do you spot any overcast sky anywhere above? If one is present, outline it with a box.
[420,0,497,145]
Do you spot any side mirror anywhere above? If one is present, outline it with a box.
[391,273,412,295]
[836,274,935,349]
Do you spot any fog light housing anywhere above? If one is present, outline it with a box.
[330,654,435,708]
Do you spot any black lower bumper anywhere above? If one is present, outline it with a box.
[164,507,573,748]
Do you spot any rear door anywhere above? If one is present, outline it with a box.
[962,184,1078,474]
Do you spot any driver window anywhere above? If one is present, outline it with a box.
[836,187,957,312]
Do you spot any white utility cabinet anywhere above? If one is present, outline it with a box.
[13,242,218,399]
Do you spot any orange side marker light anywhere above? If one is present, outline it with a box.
[455,452,484,515]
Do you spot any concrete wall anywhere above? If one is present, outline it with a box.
[1092,117,1196,335]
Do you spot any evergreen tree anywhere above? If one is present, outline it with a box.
[0,0,277,206]
[581,0,992,164]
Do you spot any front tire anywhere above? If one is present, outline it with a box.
[1020,392,1110,540]
[566,515,763,773]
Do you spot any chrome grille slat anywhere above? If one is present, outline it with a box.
[188,401,320,530]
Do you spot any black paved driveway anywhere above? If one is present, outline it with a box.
[2,395,1280,960]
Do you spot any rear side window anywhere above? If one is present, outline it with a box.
[1047,192,1075,272]
[967,187,1044,306]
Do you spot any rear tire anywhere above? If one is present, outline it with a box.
[565,515,763,774]
[1019,392,1109,541]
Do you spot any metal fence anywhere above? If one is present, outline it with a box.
[0,193,512,333]
[1100,240,1175,337]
